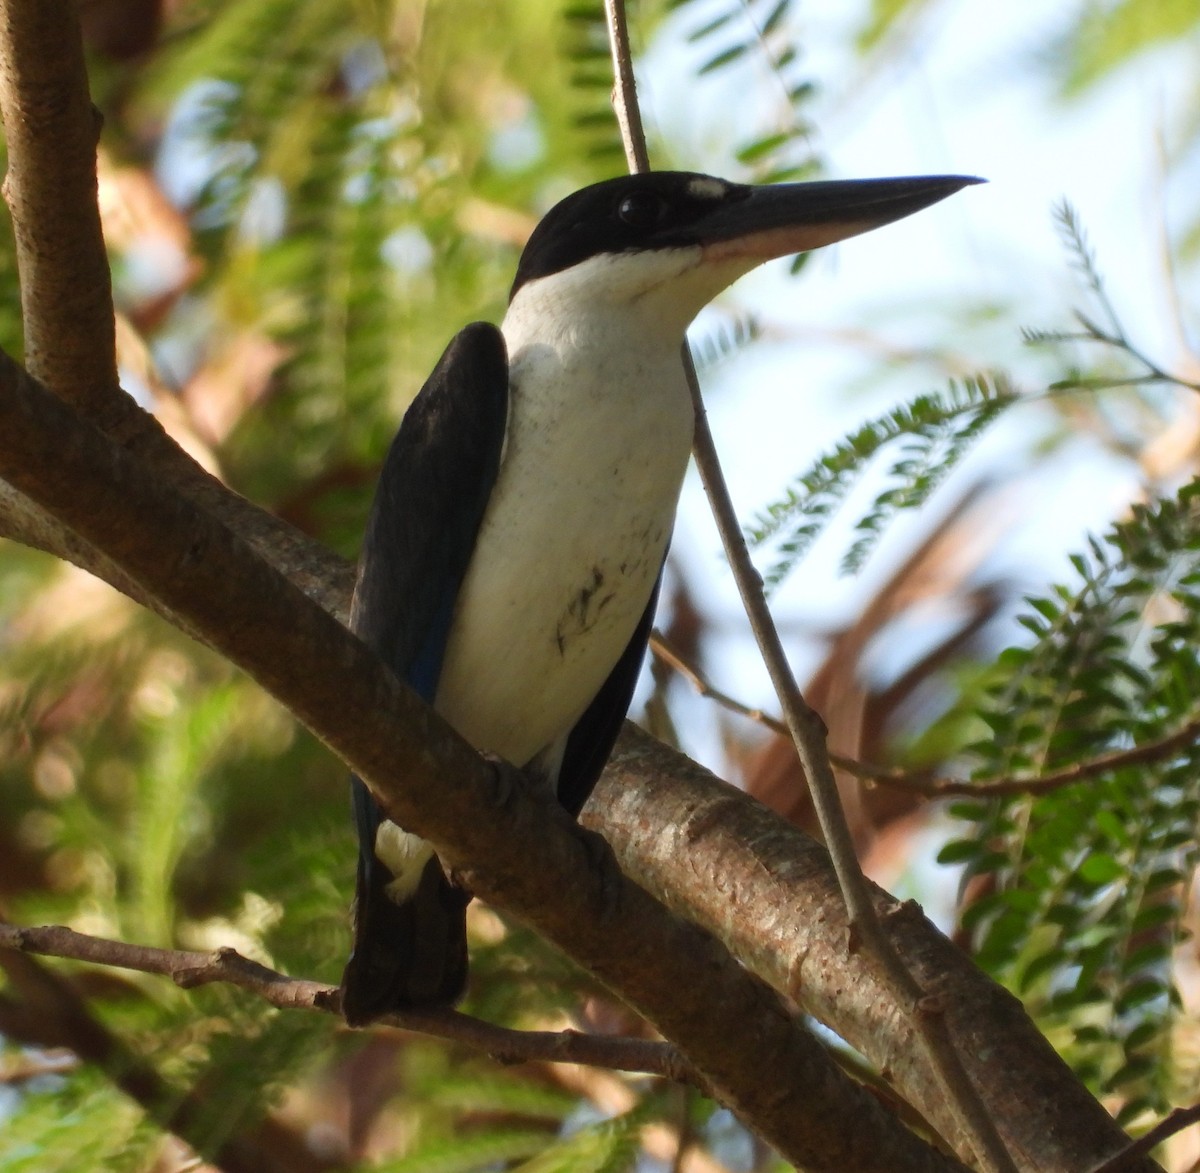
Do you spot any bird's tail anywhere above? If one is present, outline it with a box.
[341,780,469,1025]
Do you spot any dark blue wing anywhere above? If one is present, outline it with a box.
[342,321,509,1023]
[350,321,509,697]
[555,565,663,818]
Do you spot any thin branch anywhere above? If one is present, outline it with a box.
[603,7,1014,1168]
[605,0,649,173]
[685,382,1014,1173]
[0,921,700,1084]
[0,944,329,1173]
[651,632,1200,798]
[651,629,788,734]
[1062,313,1200,394]
[1086,1103,1200,1173]
[869,714,1200,798]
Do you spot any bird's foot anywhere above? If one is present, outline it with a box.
[572,823,624,922]
[481,751,528,812]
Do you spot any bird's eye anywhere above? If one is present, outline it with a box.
[615,191,665,229]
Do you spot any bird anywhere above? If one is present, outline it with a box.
[340,168,980,1024]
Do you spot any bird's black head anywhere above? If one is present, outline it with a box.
[511,173,753,298]
[509,170,982,301]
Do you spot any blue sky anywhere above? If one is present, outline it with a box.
[634,0,1200,762]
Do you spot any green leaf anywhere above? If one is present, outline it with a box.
[1076,854,1124,885]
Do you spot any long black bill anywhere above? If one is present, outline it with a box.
[693,174,983,262]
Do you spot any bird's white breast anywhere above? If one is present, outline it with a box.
[432,258,697,767]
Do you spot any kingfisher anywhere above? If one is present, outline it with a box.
[340,169,979,1024]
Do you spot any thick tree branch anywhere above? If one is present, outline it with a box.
[0,7,1154,1170]
[0,0,119,417]
[595,727,1159,1173]
[0,349,965,1173]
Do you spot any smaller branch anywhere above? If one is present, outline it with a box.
[652,632,1200,798]
[0,922,700,1084]
[386,1011,701,1086]
[1086,1103,1200,1173]
[651,630,786,736]
[605,0,650,174]
[1057,313,1200,395]
[604,7,1013,1163]
[677,355,1023,1169]
[874,714,1200,798]
[0,942,322,1173]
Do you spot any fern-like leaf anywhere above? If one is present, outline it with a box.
[944,482,1200,1120]
[677,0,821,184]
[747,373,1019,585]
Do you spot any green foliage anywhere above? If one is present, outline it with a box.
[746,372,1020,584]
[7,0,1200,1164]
[135,0,630,545]
[1056,0,1200,97]
[0,1068,160,1172]
[376,1129,558,1173]
[942,484,1200,1121]
[854,0,937,52]
[510,1103,648,1173]
[675,0,821,187]
[690,310,763,372]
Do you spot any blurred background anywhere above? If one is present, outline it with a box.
[2,0,1199,1168]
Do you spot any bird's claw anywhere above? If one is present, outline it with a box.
[482,751,523,811]
[572,823,624,922]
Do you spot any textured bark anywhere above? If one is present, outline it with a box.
[0,349,968,1173]
[594,728,1160,1173]
[0,0,119,415]
[0,0,353,622]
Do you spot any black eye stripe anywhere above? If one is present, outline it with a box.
[511,172,755,296]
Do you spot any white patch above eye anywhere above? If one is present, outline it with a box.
[686,177,730,201]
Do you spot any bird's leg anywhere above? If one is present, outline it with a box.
[570,822,625,923]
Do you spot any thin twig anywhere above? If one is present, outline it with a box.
[605,0,649,174]
[651,631,1200,798]
[1068,315,1200,394]
[0,944,320,1173]
[603,7,1015,1169]
[1086,1102,1200,1173]
[0,921,701,1085]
